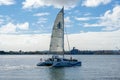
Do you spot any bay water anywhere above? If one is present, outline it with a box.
[0,55,120,80]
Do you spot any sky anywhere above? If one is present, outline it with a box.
[0,0,120,51]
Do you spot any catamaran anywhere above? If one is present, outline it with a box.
[37,7,81,67]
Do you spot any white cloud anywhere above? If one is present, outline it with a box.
[100,5,120,30]
[0,0,15,5]
[75,16,100,22]
[65,17,71,23]
[22,0,79,9]
[75,17,90,21]
[68,30,120,50]
[0,22,29,33]
[0,30,120,51]
[0,15,15,25]
[37,17,47,24]
[0,34,50,51]
[0,23,16,33]
[34,12,50,17]
[0,18,4,24]
[17,22,29,30]
[0,15,4,24]
[84,23,101,27]
[0,15,5,24]
[82,5,120,31]
[82,0,111,7]
[64,17,72,27]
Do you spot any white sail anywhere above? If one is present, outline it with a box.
[49,8,64,53]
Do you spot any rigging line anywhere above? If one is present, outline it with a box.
[64,26,70,51]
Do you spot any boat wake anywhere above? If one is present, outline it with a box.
[0,64,38,71]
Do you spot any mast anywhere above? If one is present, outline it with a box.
[61,7,64,54]
[49,7,64,54]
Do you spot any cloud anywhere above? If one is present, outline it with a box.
[0,22,29,33]
[0,30,120,51]
[84,23,101,27]
[0,23,16,33]
[0,15,15,25]
[37,17,47,24]
[81,5,120,31]
[100,5,120,30]
[82,0,111,7]
[22,0,79,9]
[0,34,50,51]
[68,30,120,50]
[34,12,50,17]
[75,17,90,21]
[0,18,4,24]
[17,22,29,30]
[31,17,49,33]
[0,0,15,5]
[64,16,72,27]
[75,16,100,21]
[65,17,71,23]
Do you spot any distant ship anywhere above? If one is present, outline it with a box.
[37,7,81,67]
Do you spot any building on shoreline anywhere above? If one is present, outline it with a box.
[0,49,120,55]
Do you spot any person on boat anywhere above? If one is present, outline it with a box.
[40,58,42,61]
[70,56,72,61]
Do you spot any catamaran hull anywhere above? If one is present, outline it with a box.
[52,61,81,67]
[37,62,53,66]
[37,61,81,67]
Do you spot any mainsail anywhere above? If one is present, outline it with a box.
[49,8,64,53]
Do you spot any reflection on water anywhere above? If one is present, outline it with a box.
[49,67,65,80]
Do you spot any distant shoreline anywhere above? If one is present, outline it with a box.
[0,50,120,55]
[0,54,120,55]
